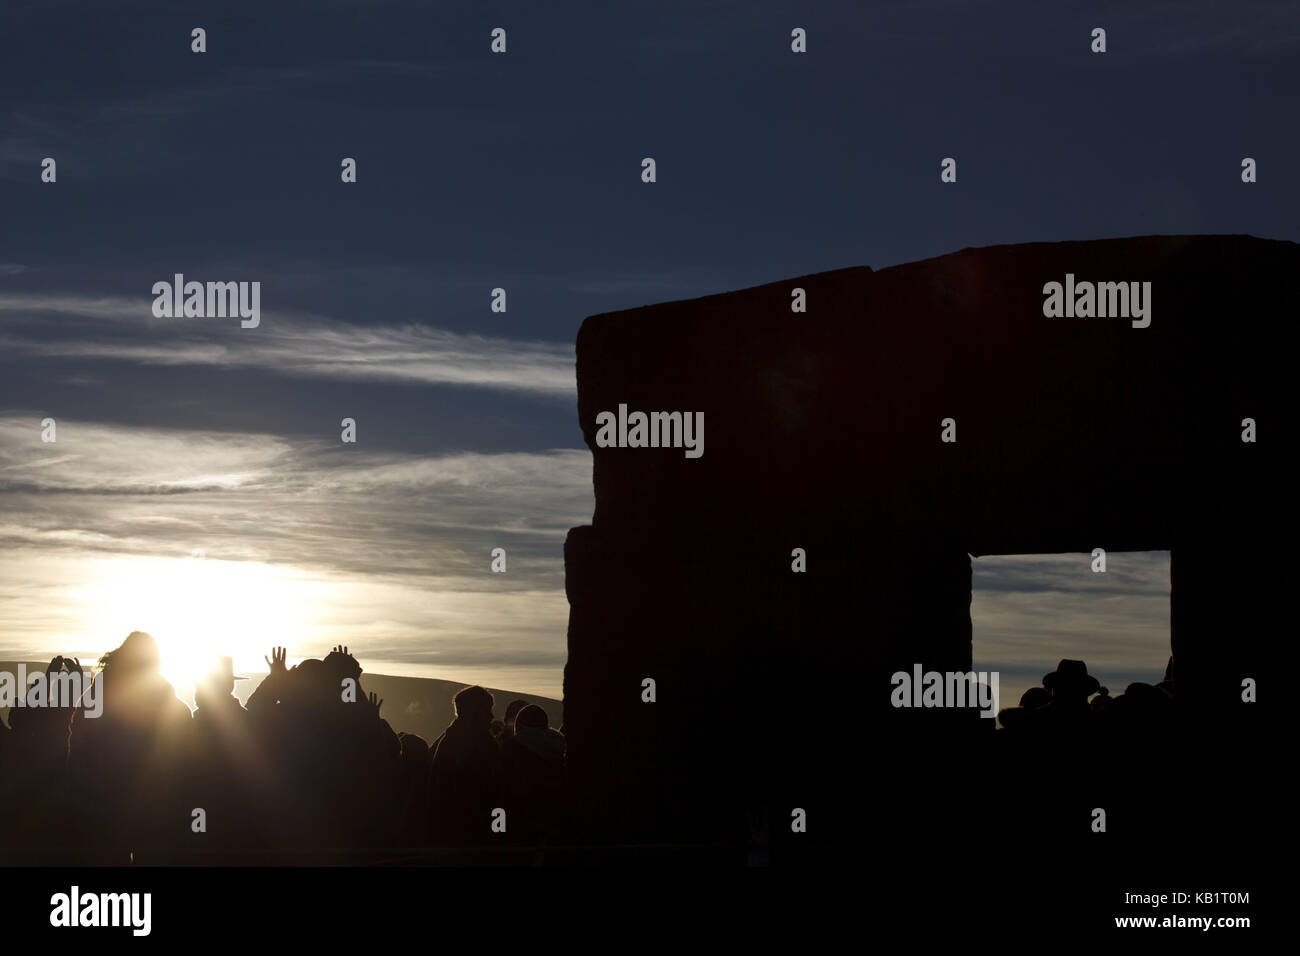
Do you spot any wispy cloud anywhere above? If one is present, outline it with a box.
[0,292,576,396]
[0,415,592,577]
[0,415,593,696]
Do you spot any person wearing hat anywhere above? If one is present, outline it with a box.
[1043,659,1100,698]
[194,655,251,728]
[1039,659,1102,731]
[190,656,255,859]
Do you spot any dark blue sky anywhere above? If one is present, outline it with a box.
[4,1,1296,449]
[1,0,1295,696]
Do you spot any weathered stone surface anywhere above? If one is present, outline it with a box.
[563,236,1284,850]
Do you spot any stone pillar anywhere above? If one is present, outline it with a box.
[562,524,975,849]
[1171,542,1265,727]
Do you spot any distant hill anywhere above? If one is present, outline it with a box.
[277,672,563,742]
[0,661,562,741]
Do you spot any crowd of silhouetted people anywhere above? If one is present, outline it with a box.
[0,631,566,864]
[0,631,1194,864]
[996,656,1179,735]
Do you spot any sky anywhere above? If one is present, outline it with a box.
[1,1,1296,701]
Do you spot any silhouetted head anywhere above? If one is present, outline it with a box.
[1110,682,1172,727]
[1042,660,1100,702]
[323,648,362,683]
[453,685,494,721]
[1019,686,1051,710]
[99,630,162,678]
[196,655,246,704]
[1121,682,1171,709]
[512,707,565,762]
[504,699,529,729]
[515,704,548,732]
[291,658,333,704]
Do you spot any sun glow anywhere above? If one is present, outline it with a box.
[69,555,325,698]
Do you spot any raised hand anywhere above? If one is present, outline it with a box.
[63,656,83,674]
[328,644,361,678]
[368,691,383,716]
[265,646,287,675]
[47,655,64,674]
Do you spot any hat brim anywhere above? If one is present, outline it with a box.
[1043,673,1099,694]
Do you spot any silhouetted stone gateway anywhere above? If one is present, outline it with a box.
[562,236,1283,856]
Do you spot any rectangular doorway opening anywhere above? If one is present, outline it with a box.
[970,551,1171,722]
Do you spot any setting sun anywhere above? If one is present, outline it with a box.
[67,554,323,695]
